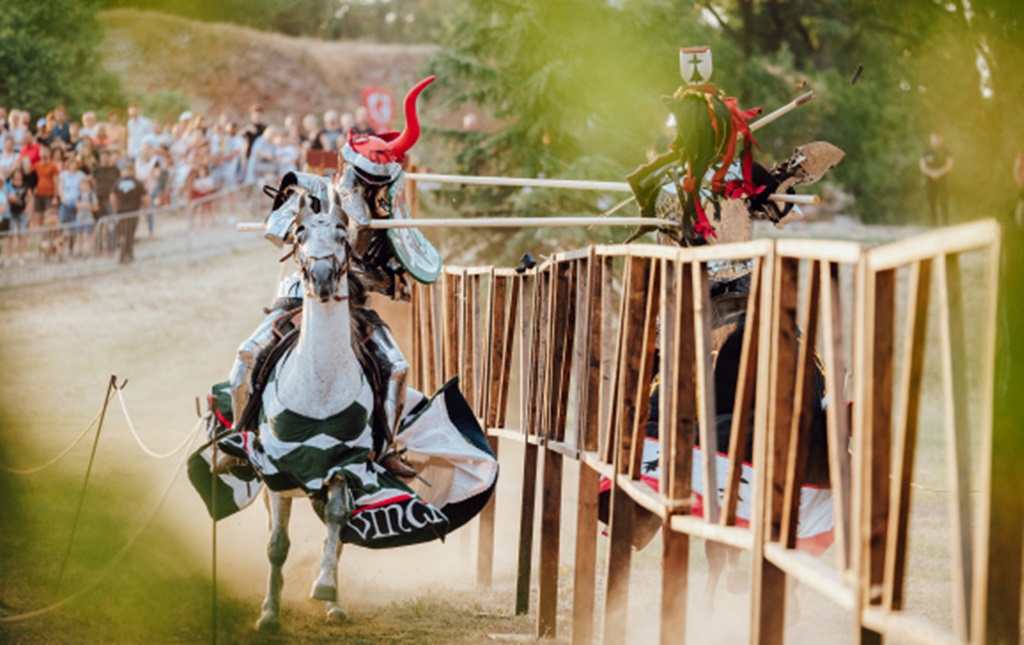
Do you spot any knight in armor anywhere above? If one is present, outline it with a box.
[606,46,846,550]
[227,77,443,478]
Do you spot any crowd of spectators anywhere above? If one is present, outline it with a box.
[0,102,377,265]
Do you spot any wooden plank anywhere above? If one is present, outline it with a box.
[569,258,590,450]
[484,272,507,429]
[616,475,674,519]
[775,237,863,264]
[936,254,974,642]
[537,449,563,638]
[463,272,479,413]
[692,261,720,522]
[597,256,616,463]
[579,451,617,479]
[665,260,696,507]
[515,441,540,616]
[781,260,822,548]
[763,543,856,611]
[602,484,635,645]
[660,522,689,645]
[602,256,646,645]
[752,251,794,645]
[767,256,800,542]
[864,268,896,607]
[497,275,520,427]
[514,273,537,616]
[411,283,422,391]
[552,262,577,443]
[423,282,440,393]
[668,515,755,551]
[721,257,762,526]
[866,219,1000,271]
[849,255,878,643]
[860,608,960,645]
[882,259,931,610]
[601,257,630,465]
[819,261,854,573]
[628,261,660,480]
[658,259,678,499]
[443,272,461,382]
[476,272,506,588]
[592,239,773,264]
[617,257,651,476]
[572,465,601,645]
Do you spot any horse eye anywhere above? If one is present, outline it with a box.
[294,225,306,243]
[310,197,322,213]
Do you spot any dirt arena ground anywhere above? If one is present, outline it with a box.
[0,217,995,643]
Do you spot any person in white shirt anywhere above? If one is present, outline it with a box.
[0,136,18,180]
[125,104,154,160]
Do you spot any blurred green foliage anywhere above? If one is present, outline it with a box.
[0,0,125,121]
[424,0,1024,235]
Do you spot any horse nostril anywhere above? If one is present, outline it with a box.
[310,260,333,284]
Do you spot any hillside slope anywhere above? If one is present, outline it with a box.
[98,9,437,121]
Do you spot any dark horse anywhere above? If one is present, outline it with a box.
[599,267,834,607]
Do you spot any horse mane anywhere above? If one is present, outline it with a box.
[347,272,392,459]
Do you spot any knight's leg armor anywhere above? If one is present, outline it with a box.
[229,274,303,425]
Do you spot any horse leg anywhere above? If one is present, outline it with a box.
[704,540,728,614]
[257,490,292,632]
[311,475,349,608]
[324,540,347,623]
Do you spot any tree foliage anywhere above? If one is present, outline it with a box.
[426,0,1024,229]
[0,0,123,120]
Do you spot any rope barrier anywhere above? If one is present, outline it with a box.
[115,386,204,459]
[0,417,203,623]
[0,408,104,475]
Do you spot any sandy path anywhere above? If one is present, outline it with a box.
[0,241,502,620]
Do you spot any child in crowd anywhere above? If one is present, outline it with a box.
[75,176,98,257]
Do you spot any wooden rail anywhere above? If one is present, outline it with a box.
[408,220,1010,644]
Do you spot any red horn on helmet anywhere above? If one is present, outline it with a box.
[387,76,435,158]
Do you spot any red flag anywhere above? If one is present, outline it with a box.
[360,87,395,132]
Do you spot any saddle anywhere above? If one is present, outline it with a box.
[234,304,303,433]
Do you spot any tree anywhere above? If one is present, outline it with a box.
[0,0,123,120]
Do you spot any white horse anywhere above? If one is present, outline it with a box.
[204,183,498,632]
[255,187,363,630]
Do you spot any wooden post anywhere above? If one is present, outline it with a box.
[883,259,931,610]
[660,258,694,645]
[692,261,720,522]
[573,251,604,645]
[477,272,508,588]
[722,258,762,526]
[538,262,573,638]
[515,271,542,616]
[752,253,797,644]
[936,255,974,641]
[819,261,854,573]
[602,256,650,645]
[780,261,821,548]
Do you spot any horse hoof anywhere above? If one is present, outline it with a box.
[256,613,280,633]
[726,569,749,594]
[326,605,348,623]
[311,583,337,602]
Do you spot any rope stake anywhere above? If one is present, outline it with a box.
[55,375,118,596]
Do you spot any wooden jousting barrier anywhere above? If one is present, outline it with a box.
[405,220,1012,644]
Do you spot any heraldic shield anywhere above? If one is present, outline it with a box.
[380,172,442,284]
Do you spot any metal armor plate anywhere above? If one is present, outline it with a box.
[380,173,442,284]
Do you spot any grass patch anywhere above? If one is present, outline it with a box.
[0,431,252,644]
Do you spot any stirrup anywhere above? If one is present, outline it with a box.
[377,448,417,479]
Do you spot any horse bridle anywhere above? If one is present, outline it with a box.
[285,186,352,302]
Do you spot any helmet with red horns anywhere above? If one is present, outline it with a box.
[346,76,435,169]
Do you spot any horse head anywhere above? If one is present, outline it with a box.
[290,186,350,303]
